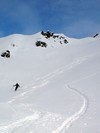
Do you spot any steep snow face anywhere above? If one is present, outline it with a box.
[0,32,100,133]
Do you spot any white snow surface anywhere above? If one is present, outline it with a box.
[0,32,100,133]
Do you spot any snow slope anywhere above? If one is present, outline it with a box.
[0,32,100,133]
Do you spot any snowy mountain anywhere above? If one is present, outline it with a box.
[0,31,100,133]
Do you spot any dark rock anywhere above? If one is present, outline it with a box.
[35,41,47,47]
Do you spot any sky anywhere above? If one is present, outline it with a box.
[0,0,100,38]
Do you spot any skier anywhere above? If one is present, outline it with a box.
[13,83,20,91]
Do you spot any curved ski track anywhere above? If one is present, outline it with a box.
[52,85,88,133]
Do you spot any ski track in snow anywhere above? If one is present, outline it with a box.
[52,85,88,133]
[0,54,93,133]
[0,112,41,133]
[8,53,95,104]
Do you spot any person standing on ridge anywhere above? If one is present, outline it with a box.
[13,83,20,91]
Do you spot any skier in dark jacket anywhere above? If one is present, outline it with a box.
[13,83,20,91]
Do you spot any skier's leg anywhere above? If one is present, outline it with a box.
[15,87,17,91]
